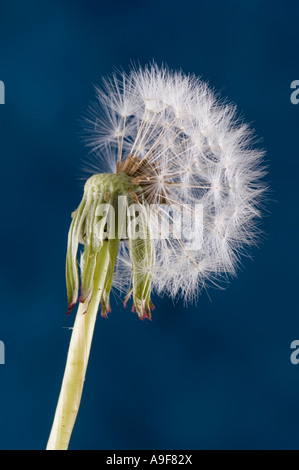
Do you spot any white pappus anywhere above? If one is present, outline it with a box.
[80,62,266,311]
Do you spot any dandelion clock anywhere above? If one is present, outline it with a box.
[46,64,266,450]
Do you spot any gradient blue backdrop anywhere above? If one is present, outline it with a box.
[0,0,298,450]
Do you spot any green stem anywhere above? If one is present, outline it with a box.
[46,244,110,450]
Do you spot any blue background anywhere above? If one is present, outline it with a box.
[0,0,298,450]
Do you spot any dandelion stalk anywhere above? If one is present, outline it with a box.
[47,245,110,450]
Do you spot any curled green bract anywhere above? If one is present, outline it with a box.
[66,172,155,320]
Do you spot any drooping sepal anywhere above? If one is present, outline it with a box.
[127,202,155,320]
[79,247,97,304]
[99,239,119,317]
[66,194,92,314]
[79,191,104,304]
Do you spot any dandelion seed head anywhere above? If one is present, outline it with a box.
[81,63,267,303]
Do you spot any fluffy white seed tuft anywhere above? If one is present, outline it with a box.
[82,63,267,303]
